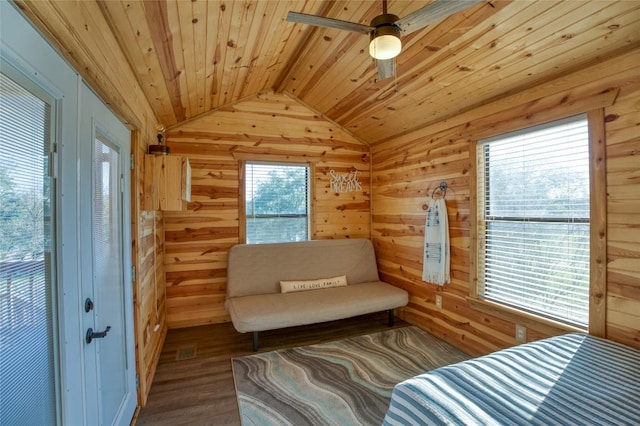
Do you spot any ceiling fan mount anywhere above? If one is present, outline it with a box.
[370,13,399,27]
[287,0,483,80]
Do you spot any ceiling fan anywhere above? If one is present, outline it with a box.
[287,0,483,81]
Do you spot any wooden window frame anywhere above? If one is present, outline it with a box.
[468,107,607,337]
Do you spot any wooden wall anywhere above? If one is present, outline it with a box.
[372,48,640,356]
[16,0,167,406]
[163,91,371,328]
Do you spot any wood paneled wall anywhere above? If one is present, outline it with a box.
[163,91,371,328]
[372,48,640,356]
[133,200,168,406]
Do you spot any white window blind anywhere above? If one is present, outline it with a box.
[477,114,590,327]
[0,70,58,424]
[245,162,309,244]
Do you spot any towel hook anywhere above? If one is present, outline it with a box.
[431,182,447,199]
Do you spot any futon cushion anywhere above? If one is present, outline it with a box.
[226,239,381,298]
[225,281,408,333]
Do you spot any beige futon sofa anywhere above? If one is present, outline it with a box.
[225,238,409,350]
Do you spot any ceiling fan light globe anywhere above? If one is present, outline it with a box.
[369,34,402,60]
[369,22,402,60]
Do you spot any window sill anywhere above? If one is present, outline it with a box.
[466,296,585,336]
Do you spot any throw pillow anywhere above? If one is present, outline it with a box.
[280,275,348,293]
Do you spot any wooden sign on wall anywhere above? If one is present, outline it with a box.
[330,169,362,193]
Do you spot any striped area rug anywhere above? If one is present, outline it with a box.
[232,326,470,425]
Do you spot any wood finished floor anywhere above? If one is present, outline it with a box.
[135,312,409,425]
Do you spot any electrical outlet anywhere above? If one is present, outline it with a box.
[435,295,442,309]
[516,324,527,343]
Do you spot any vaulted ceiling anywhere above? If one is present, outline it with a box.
[25,0,640,144]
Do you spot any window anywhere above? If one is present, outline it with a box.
[244,162,310,244]
[0,68,58,423]
[476,114,590,328]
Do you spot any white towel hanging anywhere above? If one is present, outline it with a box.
[422,197,450,286]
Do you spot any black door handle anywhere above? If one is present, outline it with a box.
[86,326,111,344]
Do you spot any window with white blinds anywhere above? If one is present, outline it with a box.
[477,114,590,328]
[0,70,58,424]
[245,162,310,244]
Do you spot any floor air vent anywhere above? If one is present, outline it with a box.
[176,344,197,361]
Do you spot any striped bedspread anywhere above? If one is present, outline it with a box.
[384,333,640,425]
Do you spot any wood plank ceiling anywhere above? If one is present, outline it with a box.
[97,0,640,144]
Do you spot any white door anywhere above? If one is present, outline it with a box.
[79,82,136,425]
[0,58,60,426]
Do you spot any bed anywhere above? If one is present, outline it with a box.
[383,333,640,425]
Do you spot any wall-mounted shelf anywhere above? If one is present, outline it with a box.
[143,154,191,211]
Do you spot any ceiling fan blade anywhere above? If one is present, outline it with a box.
[287,12,372,35]
[377,58,395,81]
[396,0,484,36]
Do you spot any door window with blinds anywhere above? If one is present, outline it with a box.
[245,162,310,244]
[0,69,59,423]
[476,114,590,328]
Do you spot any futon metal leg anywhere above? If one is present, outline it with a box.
[388,309,394,327]
[253,331,259,352]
